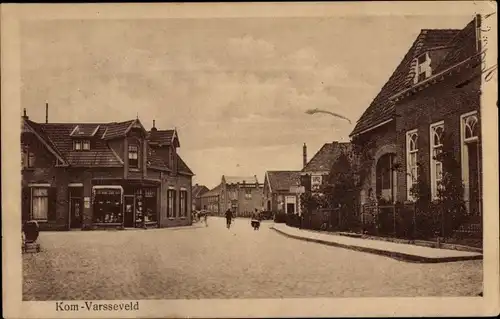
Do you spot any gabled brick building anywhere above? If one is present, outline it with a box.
[200,184,221,215]
[219,175,264,216]
[192,184,209,211]
[21,111,194,230]
[350,16,483,231]
[263,171,301,215]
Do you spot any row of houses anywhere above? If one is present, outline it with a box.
[194,15,484,236]
[21,108,195,231]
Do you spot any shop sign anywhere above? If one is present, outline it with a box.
[84,197,90,209]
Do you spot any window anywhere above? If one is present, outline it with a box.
[143,188,157,222]
[82,140,90,150]
[230,190,237,200]
[31,187,49,221]
[430,122,444,199]
[22,145,35,168]
[464,114,479,141]
[406,130,419,200]
[128,144,139,168]
[180,190,188,217]
[245,188,252,199]
[92,188,122,224]
[311,175,322,192]
[167,189,176,218]
[73,140,82,151]
[414,52,432,83]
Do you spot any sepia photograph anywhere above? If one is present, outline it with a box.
[2,2,499,318]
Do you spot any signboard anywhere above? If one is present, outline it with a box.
[289,186,305,194]
[84,197,91,209]
[311,175,323,191]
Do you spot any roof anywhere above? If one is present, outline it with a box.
[147,129,180,147]
[192,184,209,198]
[177,154,194,176]
[202,184,222,198]
[223,175,259,185]
[266,171,301,192]
[302,142,352,173]
[350,29,461,137]
[102,120,137,140]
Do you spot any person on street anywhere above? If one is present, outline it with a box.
[225,208,233,229]
[203,206,208,227]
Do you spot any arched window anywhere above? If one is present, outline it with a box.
[464,115,479,140]
[406,130,418,200]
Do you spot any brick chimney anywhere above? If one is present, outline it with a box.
[22,108,29,121]
[303,143,307,168]
[45,102,49,123]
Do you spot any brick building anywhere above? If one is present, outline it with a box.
[192,184,209,211]
[263,171,301,215]
[350,16,483,229]
[219,175,264,217]
[200,184,221,215]
[21,110,194,230]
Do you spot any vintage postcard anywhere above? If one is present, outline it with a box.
[2,1,499,318]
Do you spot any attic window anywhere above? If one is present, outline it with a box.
[414,52,432,83]
[73,140,90,151]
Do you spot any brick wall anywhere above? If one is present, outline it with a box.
[395,69,481,203]
[159,173,193,227]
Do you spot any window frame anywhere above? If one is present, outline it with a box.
[82,140,91,151]
[73,140,82,151]
[429,121,445,200]
[22,144,36,168]
[128,144,139,168]
[414,52,432,84]
[180,190,188,218]
[244,188,252,199]
[311,175,323,192]
[406,129,419,201]
[31,187,49,221]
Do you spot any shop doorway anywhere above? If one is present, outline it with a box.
[70,197,83,229]
[124,195,135,228]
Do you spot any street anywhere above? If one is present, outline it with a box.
[23,217,482,300]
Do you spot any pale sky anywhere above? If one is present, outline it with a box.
[20,14,472,189]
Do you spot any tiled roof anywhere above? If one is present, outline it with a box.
[24,120,66,161]
[70,124,101,137]
[224,176,259,185]
[177,154,194,175]
[302,142,352,173]
[147,145,170,171]
[434,18,478,73]
[147,129,179,147]
[102,120,135,140]
[192,185,209,198]
[350,29,460,137]
[266,171,301,192]
[202,184,222,198]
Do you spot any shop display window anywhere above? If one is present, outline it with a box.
[92,189,123,224]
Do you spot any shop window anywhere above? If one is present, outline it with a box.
[143,188,158,222]
[22,145,35,168]
[128,144,139,168]
[31,187,49,221]
[92,188,123,224]
[406,129,418,201]
[430,121,444,199]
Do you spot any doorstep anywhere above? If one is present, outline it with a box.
[271,224,483,263]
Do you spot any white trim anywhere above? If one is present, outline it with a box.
[69,125,79,136]
[28,183,51,187]
[91,125,101,137]
[180,187,187,191]
[22,121,67,165]
[168,186,175,190]
[429,121,445,200]
[92,185,124,191]
[405,129,418,201]
[460,111,480,206]
[68,183,83,187]
[350,119,393,138]
[265,171,273,193]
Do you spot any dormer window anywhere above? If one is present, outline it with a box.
[128,144,139,168]
[73,140,90,151]
[414,52,432,83]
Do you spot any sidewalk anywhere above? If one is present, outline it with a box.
[271,223,483,263]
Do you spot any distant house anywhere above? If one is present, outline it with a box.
[21,110,194,231]
[192,184,209,211]
[350,16,483,233]
[200,184,222,215]
[220,175,264,217]
[300,141,352,194]
[263,171,302,215]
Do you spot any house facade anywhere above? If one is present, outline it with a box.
[192,184,209,211]
[200,184,221,215]
[21,112,194,231]
[350,16,483,230]
[220,175,264,216]
[263,171,302,215]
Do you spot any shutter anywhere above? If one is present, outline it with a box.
[22,187,31,222]
[48,187,57,221]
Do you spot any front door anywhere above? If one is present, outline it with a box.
[70,197,83,228]
[124,195,135,228]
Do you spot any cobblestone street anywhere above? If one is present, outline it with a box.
[23,217,483,300]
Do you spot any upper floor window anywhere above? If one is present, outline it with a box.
[128,144,139,168]
[73,140,91,151]
[414,52,432,84]
[430,122,444,199]
[22,144,35,168]
[406,130,418,201]
[245,188,252,199]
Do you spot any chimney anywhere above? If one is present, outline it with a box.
[45,102,48,123]
[303,143,307,168]
[151,119,157,132]
[22,108,29,120]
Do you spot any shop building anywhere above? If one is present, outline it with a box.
[21,110,194,230]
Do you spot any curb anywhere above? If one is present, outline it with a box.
[271,226,483,264]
